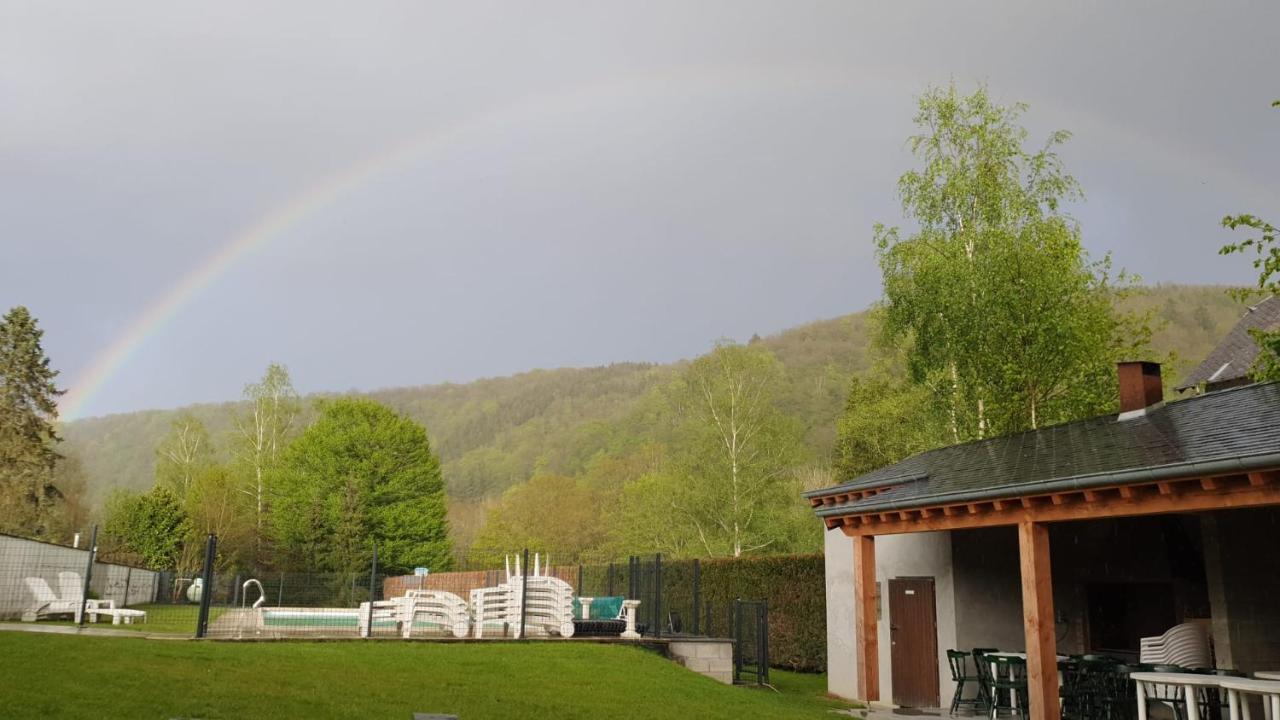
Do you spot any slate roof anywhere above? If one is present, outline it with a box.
[1178,296,1280,391]
[807,381,1280,518]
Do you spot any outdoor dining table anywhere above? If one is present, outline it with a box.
[1217,676,1280,720]
[985,652,1068,712]
[1132,672,1280,720]
[1131,671,1224,720]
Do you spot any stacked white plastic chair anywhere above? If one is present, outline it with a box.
[401,589,470,639]
[470,554,575,639]
[1139,622,1211,669]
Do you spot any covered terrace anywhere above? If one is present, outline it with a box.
[807,364,1280,719]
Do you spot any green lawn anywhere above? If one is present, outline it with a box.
[0,632,856,719]
[41,604,222,635]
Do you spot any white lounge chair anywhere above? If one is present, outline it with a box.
[470,554,575,639]
[22,575,112,623]
[1140,622,1211,669]
[401,590,470,639]
[57,571,116,623]
[357,599,403,638]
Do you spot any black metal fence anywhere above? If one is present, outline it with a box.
[1,530,772,684]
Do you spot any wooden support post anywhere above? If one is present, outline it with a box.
[853,535,879,702]
[1018,521,1060,720]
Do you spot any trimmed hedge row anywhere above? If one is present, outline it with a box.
[661,554,826,673]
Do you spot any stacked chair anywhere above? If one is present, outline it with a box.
[1139,623,1212,670]
[470,554,575,639]
[358,590,471,638]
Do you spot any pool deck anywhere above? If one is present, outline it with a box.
[0,622,187,640]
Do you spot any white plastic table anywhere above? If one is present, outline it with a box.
[1218,676,1280,720]
[1132,671,1224,720]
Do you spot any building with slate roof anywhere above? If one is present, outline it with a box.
[811,359,1280,716]
[1178,295,1280,393]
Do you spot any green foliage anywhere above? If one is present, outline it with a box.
[154,413,213,497]
[875,84,1158,443]
[1218,99,1280,381]
[662,554,827,672]
[469,474,609,564]
[0,306,67,538]
[271,397,452,574]
[835,370,948,478]
[103,486,192,569]
[624,343,809,558]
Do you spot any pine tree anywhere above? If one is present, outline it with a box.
[0,306,66,536]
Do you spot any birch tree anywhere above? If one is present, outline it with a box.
[155,413,212,498]
[234,363,299,543]
[663,342,804,558]
[875,85,1152,443]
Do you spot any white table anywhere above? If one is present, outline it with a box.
[1133,672,1232,720]
[1218,677,1280,720]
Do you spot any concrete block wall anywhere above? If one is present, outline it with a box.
[668,639,734,684]
[0,534,159,619]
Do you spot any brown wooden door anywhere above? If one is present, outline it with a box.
[889,577,940,708]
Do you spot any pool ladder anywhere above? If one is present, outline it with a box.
[242,578,266,610]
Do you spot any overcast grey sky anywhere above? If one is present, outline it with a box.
[2,2,1277,419]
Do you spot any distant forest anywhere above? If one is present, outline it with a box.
[60,284,1246,558]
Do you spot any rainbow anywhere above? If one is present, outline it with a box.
[61,65,1043,420]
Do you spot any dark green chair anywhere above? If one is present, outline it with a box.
[948,650,984,714]
[973,648,999,712]
[989,655,1029,718]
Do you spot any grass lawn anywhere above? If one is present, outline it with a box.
[42,604,222,635]
[0,632,856,719]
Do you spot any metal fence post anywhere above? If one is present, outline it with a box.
[232,573,242,609]
[576,564,583,596]
[691,559,700,636]
[606,562,615,596]
[760,599,770,685]
[77,525,98,627]
[122,566,132,608]
[195,533,217,638]
[365,544,378,637]
[654,553,662,638]
[518,548,530,640]
[277,571,285,606]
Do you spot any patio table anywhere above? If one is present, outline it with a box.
[1217,676,1280,720]
[986,652,1068,712]
[1131,671,1224,720]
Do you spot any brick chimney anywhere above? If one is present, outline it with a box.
[1117,361,1163,415]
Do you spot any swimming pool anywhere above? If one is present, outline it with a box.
[261,609,398,628]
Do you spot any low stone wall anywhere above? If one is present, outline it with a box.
[0,534,159,619]
[667,639,735,684]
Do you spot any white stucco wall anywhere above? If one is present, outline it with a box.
[824,527,958,707]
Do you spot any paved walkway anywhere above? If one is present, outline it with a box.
[835,705,946,718]
[0,622,186,640]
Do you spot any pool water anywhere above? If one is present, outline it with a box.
[262,610,397,628]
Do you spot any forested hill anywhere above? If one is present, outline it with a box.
[62,285,1244,508]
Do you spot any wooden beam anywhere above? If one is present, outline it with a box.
[1249,471,1277,487]
[993,499,1009,511]
[1050,493,1067,506]
[1156,482,1174,496]
[1019,521,1060,720]
[1200,477,1220,491]
[1082,489,1102,503]
[852,535,879,703]
[1021,497,1036,509]
[1118,486,1135,499]
[838,478,1280,537]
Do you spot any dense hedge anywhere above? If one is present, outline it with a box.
[660,554,826,673]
